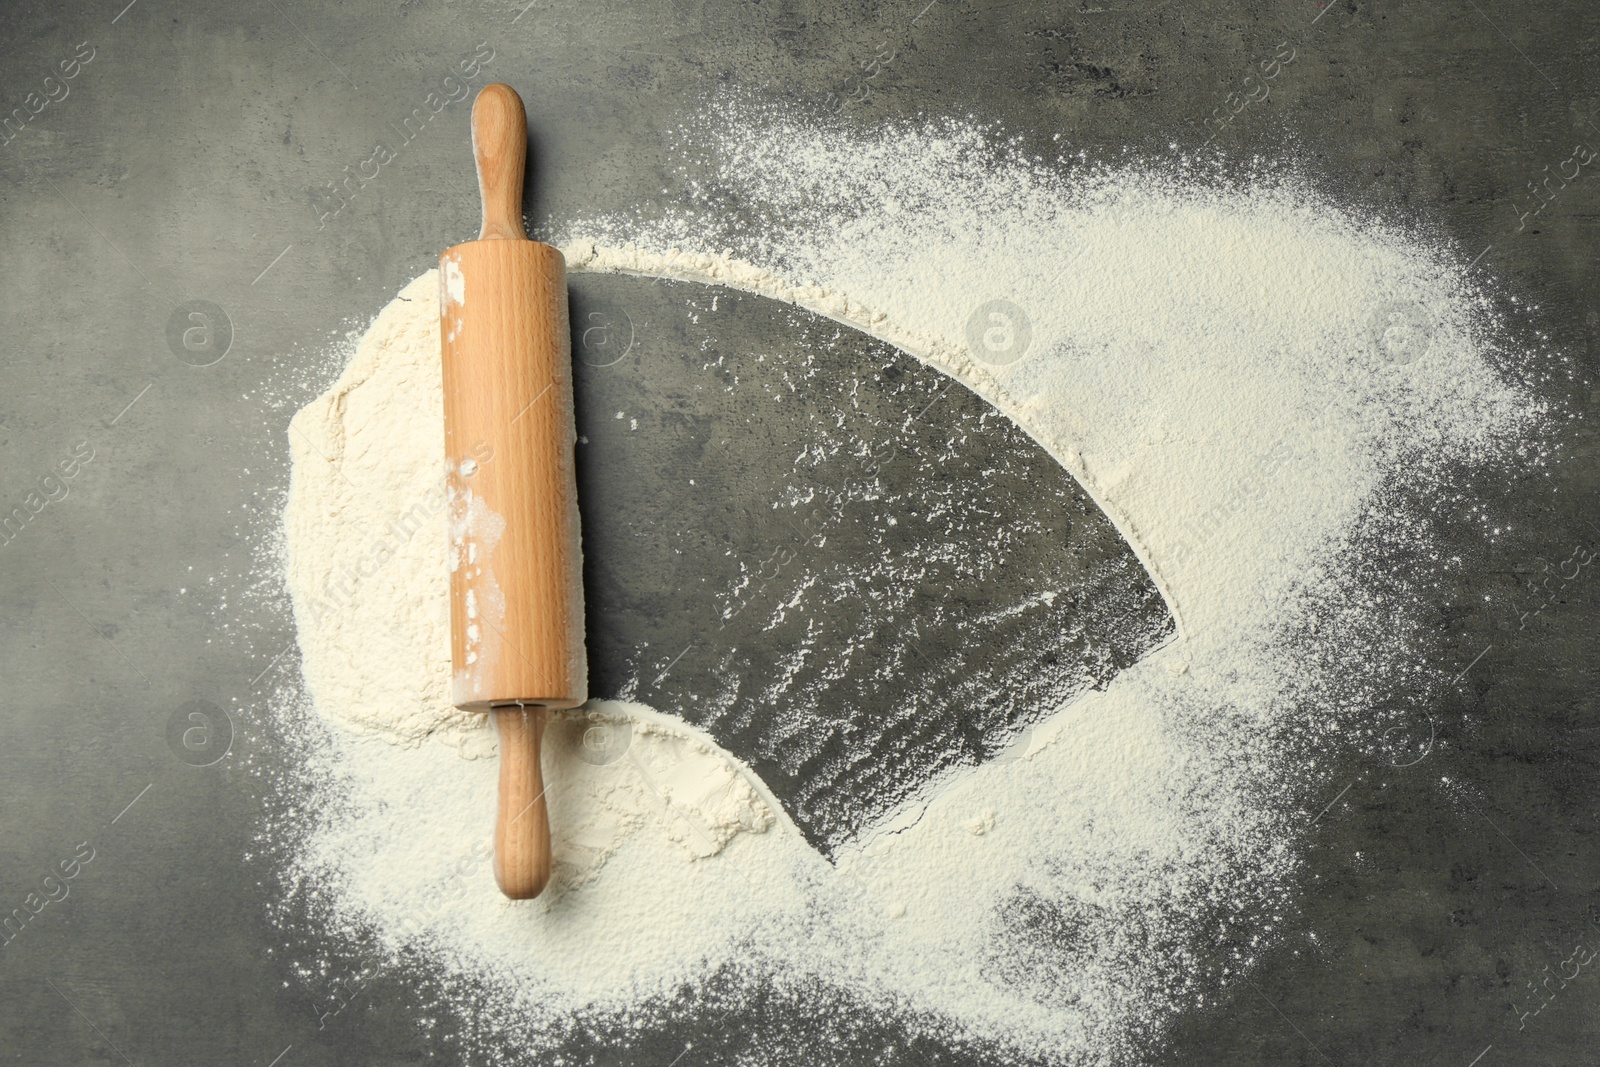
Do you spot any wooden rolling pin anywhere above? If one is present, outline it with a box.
[438,83,587,900]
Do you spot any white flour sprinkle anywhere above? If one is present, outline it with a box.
[272,112,1540,1064]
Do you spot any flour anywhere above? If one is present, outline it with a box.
[285,274,463,749]
[274,111,1540,1065]
[284,274,775,873]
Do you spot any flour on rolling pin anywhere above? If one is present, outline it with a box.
[439,248,496,695]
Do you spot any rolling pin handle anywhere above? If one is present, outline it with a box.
[471,83,529,242]
[492,704,552,900]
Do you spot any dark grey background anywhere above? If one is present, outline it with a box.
[1,0,1598,1064]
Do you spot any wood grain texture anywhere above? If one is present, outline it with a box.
[440,84,586,899]
[440,237,586,711]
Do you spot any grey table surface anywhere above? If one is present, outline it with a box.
[2,0,1599,1064]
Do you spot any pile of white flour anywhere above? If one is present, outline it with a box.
[273,111,1540,1064]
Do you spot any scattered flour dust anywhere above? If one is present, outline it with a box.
[275,111,1540,1065]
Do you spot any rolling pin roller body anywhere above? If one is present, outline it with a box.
[438,83,586,900]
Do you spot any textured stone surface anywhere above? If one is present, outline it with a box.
[1,1,1598,1064]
